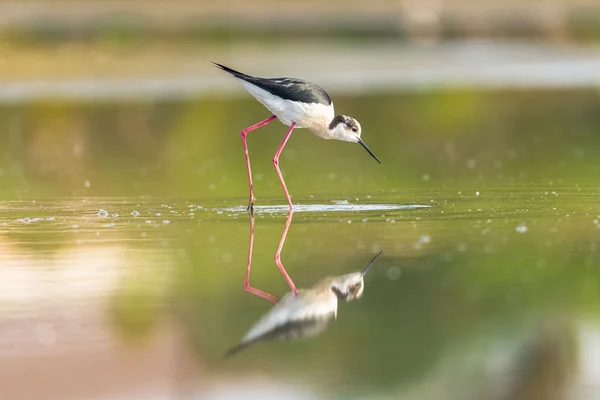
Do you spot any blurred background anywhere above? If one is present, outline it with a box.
[1,1,600,399]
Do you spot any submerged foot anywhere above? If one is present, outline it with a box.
[247,198,255,215]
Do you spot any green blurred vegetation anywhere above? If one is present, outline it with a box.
[1,89,599,200]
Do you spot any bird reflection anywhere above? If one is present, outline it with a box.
[226,211,382,357]
[242,211,298,304]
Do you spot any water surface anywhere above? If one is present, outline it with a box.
[1,85,600,399]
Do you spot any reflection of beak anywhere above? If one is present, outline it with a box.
[357,138,382,164]
[361,250,383,276]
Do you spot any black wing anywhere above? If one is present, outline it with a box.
[213,62,332,106]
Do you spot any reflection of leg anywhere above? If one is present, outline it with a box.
[273,123,295,212]
[243,215,278,304]
[241,115,277,214]
[274,211,299,295]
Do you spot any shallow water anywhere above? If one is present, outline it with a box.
[1,87,600,399]
[2,188,600,399]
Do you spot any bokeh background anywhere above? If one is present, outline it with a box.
[1,1,600,399]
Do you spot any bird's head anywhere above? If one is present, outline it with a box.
[328,115,381,164]
[330,251,383,302]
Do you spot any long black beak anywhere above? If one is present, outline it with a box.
[357,138,382,164]
[361,250,383,276]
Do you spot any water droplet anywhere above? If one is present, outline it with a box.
[331,199,350,205]
[418,235,431,244]
[516,224,528,233]
[387,266,402,281]
[441,252,454,262]
[162,220,170,224]
[98,209,108,217]
[84,180,91,188]
[20,217,31,224]
[131,210,140,217]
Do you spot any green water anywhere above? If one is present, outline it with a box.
[1,89,600,399]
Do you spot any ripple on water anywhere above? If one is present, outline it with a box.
[221,203,431,214]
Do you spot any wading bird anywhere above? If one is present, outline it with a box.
[213,62,381,213]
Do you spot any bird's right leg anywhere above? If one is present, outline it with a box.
[241,115,277,214]
[244,214,279,304]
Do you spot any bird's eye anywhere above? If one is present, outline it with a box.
[351,127,358,133]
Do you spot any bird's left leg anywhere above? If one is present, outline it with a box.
[241,115,277,214]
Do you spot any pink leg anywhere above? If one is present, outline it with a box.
[241,115,277,213]
[272,123,296,211]
[274,211,299,295]
[244,214,279,304]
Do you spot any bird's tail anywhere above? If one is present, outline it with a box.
[222,336,265,358]
[222,343,246,358]
[222,340,256,358]
[212,62,254,80]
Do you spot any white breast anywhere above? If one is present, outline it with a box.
[242,81,334,136]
